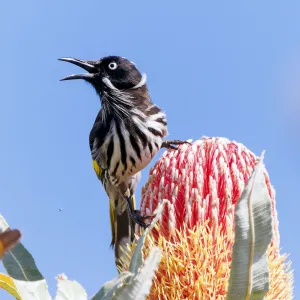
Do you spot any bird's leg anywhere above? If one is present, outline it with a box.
[125,191,152,228]
[161,139,191,150]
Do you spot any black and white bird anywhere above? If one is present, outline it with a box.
[59,56,186,267]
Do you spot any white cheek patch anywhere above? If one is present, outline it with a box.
[130,73,147,89]
[103,73,147,90]
[102,77,118,90]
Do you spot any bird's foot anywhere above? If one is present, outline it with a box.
[130,210,154,228]
[125,195,154,228]
[161,139,191,150]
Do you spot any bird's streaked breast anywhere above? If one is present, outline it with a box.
[91,104,167,186]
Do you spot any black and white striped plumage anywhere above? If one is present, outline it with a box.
[59,55,183,268]
[89,60,167,186]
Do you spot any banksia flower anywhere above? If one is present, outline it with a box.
[128,137,293,299]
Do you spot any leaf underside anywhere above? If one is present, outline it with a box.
[227,153,273,300]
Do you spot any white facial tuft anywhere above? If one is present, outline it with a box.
[130,73,147,89]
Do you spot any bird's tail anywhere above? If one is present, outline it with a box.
[110,195,136,271]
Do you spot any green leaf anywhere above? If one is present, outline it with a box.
[116,247,161,300]
[227,152,273,300]
[93,201,166,300]
[128,229,148,275]
[129,199,167,275]
[0,214,44,281]
[92,272,133,300]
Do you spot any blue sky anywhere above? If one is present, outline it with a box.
[0,0,299,298]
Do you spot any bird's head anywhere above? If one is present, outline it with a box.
[59,56,147,95]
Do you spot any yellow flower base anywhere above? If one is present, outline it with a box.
[121,223,293,300]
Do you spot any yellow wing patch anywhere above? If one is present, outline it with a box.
[92,160,102,177]
[109,195,136,247]
[131,195,136,210]
[109,199,116,246]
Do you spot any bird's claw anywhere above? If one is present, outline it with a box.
[130,210,153,228]
[161,139,191,150]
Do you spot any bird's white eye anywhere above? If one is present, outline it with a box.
[108,62,118,70]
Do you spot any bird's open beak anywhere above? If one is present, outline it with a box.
[58,57,98,81]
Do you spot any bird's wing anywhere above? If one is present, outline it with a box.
[92,158,136,249]
[92,159,103,178]
[90,114,136,252]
